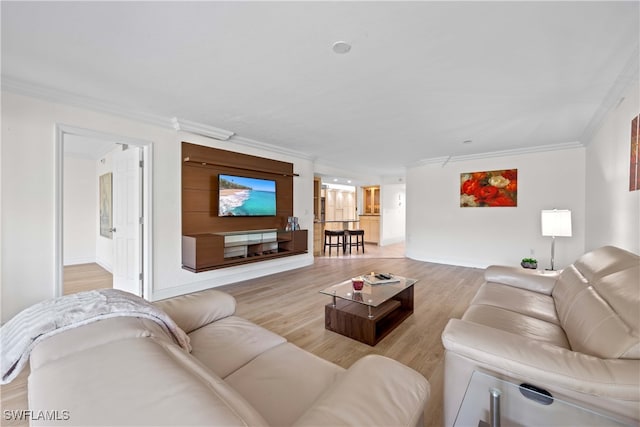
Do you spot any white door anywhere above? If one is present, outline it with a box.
[112,145,142,296]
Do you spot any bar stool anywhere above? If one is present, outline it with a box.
[323,230,345,256]
[344,229,365,254]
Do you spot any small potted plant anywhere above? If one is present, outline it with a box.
[521,258,538,269]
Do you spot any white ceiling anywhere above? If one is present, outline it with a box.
[2,1,638,176]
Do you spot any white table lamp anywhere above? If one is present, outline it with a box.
[541,209,572,270]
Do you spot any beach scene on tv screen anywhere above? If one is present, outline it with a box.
[219,175,276,216]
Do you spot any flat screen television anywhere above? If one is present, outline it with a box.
[218,174,277,217]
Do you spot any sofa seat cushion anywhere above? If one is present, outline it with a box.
[189,315,286,378]
[225,342,344,427]
[293,355,429,427]
[484,266,559,295]
[29,337,269,426]
[471,282,560,325]
[462,304,570,348]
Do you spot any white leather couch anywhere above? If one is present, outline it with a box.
[27,288,429,426]
[442,245,640,426]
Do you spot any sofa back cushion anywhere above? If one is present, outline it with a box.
[553,246,640,359]
[154,289,236,334]
[572,246,639,282]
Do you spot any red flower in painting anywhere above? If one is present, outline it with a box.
[486,196,517,207]
[472,172,487,181]
[461,179,480,195]
[475,185,499,201]
[502,169,517,181]
[506,180,517,192]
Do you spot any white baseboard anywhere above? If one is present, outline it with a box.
[379,237,405,246]
[63,256,114,273]
[96,258,113,274]
[150,253,314,302]
[63,256,96,266]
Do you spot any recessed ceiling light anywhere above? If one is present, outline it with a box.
[333,178,338,182]
[332,41,351,54]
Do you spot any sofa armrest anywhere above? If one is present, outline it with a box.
[442,319,639,401]
[154,289,236,334]
[293,355,429,427]
[484,265,559,295]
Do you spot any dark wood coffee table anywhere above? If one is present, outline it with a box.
[320,275,416,346]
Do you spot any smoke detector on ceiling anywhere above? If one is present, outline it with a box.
[332,41,351,54]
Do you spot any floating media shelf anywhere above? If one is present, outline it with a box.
[182,229,308,272]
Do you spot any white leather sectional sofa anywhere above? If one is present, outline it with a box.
[27,288,429,426]
[442,245,640,426]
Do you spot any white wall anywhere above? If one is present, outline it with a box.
[1,92,314,322]
[406,147,586,269]
[63,156,97,265]
[585,81,640,254]
[380,182,406,246]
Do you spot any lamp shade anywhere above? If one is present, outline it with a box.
[541,209,572,237]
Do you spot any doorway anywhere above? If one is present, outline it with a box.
[55,124,153,299]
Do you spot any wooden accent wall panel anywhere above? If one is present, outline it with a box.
[182,142,294,235]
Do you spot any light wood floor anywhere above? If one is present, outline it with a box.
[0,258,483,427]
[316,241,407,259]
[63,263,113,295]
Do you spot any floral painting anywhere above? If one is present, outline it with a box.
[99,173,113,238]
[460,169,517,207]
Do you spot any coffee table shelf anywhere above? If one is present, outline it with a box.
[321,276,416,346]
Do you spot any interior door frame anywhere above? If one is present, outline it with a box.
[54,124,153,299]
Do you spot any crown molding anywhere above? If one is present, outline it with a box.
[231,135,315,161]
[2,76,172,129]
[171,117,234,141]
[2,76,320,161]
[410,141,584,168]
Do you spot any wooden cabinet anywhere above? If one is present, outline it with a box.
[325,189,336,221]
[313,222,323,256]
[360,185,380,244]
[324,187,356,223]
[182,229,307,272]
[362,186,380,215]
[313,177,322,221]
[359,215,380,244]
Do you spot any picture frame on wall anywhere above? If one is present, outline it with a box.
[630,114,639,192]
[99,172,113,238]
[460,169,518,207]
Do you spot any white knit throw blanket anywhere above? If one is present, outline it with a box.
[0,289,191,384]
